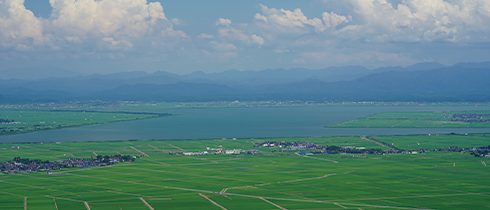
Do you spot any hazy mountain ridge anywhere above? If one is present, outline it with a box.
[1,62,490,102]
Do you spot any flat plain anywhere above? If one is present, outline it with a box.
[0,110,165,136]
[328,110,490,128]
[1,135,489,210]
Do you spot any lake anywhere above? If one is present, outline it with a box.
[2,106,490,143]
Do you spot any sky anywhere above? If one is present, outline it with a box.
[1,0,490,75]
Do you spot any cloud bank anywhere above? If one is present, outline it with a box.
[0,0,185,52]
[1,0,490,72]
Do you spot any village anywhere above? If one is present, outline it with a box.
[252,141,490,157]
[452,113,490,123]
[179,146,260,156]
[0,154,135,174]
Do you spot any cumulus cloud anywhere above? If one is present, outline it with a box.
[214,21,265,46]
[322,12,350,28]
[250,34,264,45]
[210,41,236,51]
[215,18,231,26]
[339,0,490,42]
[0,0,46,49]
[198,33,214,39]
[255,4,331,33]
[0,0,186,52]
[170,18,184,25]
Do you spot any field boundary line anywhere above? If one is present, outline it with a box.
[92,151,98,156]
[361,136,390,149]
[53,197,59,210]
[280,173,336,184]
[84,201,91,210]
[228,174,336,190]
[1,179,79,196]
[0,190,24,197]
[168,144,186,152]
[295,153,339,163]
[142,158,168,165]
[259,197,287,210]
[69,173,216,194]
[148,145,166,153]
[140,197,155,210]
[343,170,356,174]
[148,198,172,201]
[199,193,227,210]
[334,203,348,209]
[24,197,27,210]
[130,146,149,157]
[224,193,432,210]
[26,175,121,191]
[46,196,84,203]
[122,167,252,183]
[350,173,489,197]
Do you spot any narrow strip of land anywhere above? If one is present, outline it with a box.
[334,203,348,209]
[223,193,431,210]
[167,144,186,152]
[53,197,59,210]
[46,196,84,203]
[84,201,91,210]
[140,197,155,210]
[130,146,149,157]
[361,136,390,148]
[0,190,24,197]
[199,193,227,210]
[260,197,287,210]
[296,153,339,163]
[279,173,337,184]
[148,145,166,153]
[24,197,27,210]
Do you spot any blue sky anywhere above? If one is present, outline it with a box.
[1,0,490,74]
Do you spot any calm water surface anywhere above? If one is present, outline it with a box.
[2,106,490,143]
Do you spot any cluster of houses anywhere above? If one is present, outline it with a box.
[254,141,329,150]
[254,141,374,154]
[181,147,260,156]
[253,141,490,157]
[0,155,135,174]
[0,118,22,125]
[452,114,490,123]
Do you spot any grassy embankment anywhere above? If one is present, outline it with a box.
[0,110,169,136]
[328,110,490,128]
[0,134,489,209]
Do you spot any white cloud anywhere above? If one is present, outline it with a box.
[171,18,184,25]
[0,0,46,49]
[340,0,490,42]
[254,13,268,23]
[214,23,264,46]
[250,34,264,45]
[215,18,231,26]
[0,0,186,52]
[256,4,323,33]
[218,28,249,41]
[210,41,236,51]
[198,33,214,39]
[322,12,349,28]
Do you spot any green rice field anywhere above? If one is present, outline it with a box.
[328,110,490,128]
[1,135,489,209]
[0,110,166,136]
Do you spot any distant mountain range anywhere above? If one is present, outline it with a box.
[1,61,490,102]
